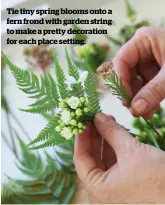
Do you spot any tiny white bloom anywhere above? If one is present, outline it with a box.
[67,96,80,109]
[61,110,71,125]
[61,127,73,140]
[79,71,88,83]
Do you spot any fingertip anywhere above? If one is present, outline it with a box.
[131,99,149,117]
[94,112,109,124]
[94,113,115,124]
[143,112,153,120]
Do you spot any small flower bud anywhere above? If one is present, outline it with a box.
[70,119,77,126]
[72,129,79,135]
[78,129,83,134]
[60,122,65,127]
[83,125,86,129]
[55,126,62,132]
[59,101,67,108]
[96,61,114,74]
[78,123,83,128]
[80,97,86,103]
[76,108,82,116]
[84,107,89,113]
[71,112,75,117]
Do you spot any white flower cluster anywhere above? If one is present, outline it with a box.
[55,96,90,140]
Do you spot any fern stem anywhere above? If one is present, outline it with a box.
[10,112,31,140]
[1,131,19,160]
[5,112,18,158]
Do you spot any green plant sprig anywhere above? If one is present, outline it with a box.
[104,69,132,103]
[97,62,164,150]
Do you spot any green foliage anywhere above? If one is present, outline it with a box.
[2,49,101,149]
[124,0,136,20]
[132,108,165,151]
[1,52,59,114]
[72,24,88,42]
[52,52,68,99]
[1,182,19,204]
[54,138,75,173]
[73,43,109,72]
[104,69,132,103]
[100,67,165,150]
[106,0,149,46]
[85,61,101,115]
[5,136,76,204]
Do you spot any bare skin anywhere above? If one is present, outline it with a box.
[74,113,165,203]
[74,27,165,203]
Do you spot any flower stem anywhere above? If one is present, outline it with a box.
[143,118,161,148]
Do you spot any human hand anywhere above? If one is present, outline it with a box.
[74,113,165,204]
[113,27,165,119]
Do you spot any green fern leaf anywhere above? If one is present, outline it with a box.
[52,51,68,99]
[2,52,58,113]
[53,170,66,197]
[60,175,76,204]
[28,116,59,146]
[54,139,75,172]
[29,133,65,150]
[48,73,60,105]
[2,52,45,97]
[85,61,101,114]
[19,102,56,114]
[65,48,79,80]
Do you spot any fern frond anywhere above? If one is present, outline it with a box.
[29,131,65,150]
[19,102,55,114]
[48,73,60,104]
[28,116,59,146]
[65,48,79,80]
[2,52,44,97]
[54,139,75,172]
[52,51,68,99]
[60,175,76,204]
[85,61,101,114]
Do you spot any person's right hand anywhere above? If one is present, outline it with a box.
[74,113,165,204]
[113,27,165,119]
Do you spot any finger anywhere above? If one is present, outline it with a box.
[143,111,153,120]
[74,124,103,183]
[142,104,161,119]
[131,65,165,117]
[91,124,105,170]
[138,61,160,82]
[113,27,155,100]
[94,113,137,157]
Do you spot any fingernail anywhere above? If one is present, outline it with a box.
[132,99,148,115]
[95,113,109,123]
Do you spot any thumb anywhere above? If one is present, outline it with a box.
[94,113,137,156]
[131,66,165,117]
